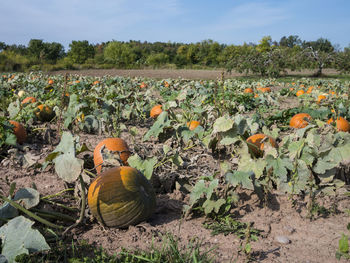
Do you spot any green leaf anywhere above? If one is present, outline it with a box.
[0,216,50,263]
[206,179,219,200]
[143,111,171,141]
[339,234,349,254]
[4,133,16,146]
[52,131,76,155]
[203,198,226,215]
[189,180,206,204]
[7,101,20,119]
[128,154,157,180]
[63,94,87,129]
[54,153,83,183]
[213,116,234,133]
[0,199,18,221]
[226,171,254,190]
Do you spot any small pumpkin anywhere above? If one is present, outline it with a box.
[88,166,156,228]
[35,104,55,122]
[140,82,147,89]
[246,134,277,157]
[48,79,54,85]
[187,120,200,131]
[21,97,36,106]
[9,120,26,144]
[290,113,312,129]
[93,80,100,85]
[296,90,305,97]
[306,86,314,94]
[93,138,131,174]
[317,94,327,104]
[257,87,271,93]
[244,88,254,94]
[150,105,163,118]
[327,117,350,132]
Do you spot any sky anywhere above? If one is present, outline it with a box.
[1,0,349,51]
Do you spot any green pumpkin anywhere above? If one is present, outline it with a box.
[87,166,156,228]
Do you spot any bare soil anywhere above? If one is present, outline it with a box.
[49,68,341,80]
[1,123,349,263]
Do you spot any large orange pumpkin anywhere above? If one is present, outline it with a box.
[9,120,26,144]
[290,113,312,129]
[21,97,36,106]
[88,166,156,228]
[327,117,350,132]
[187,120,200,131]
[93,138,131,174]
[246,134,277,157]
[150,105,163,118]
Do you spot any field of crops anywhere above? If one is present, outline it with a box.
[1,72,350,262]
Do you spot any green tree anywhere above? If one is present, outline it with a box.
[67,40,95,64]
[146,53,169,68]
[103,41,136,68]
[279,35,302,48]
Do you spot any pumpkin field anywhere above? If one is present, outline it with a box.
[1,71,350,262]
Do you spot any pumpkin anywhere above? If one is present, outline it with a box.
[93,138,131,174]
[244,88,254,94]
[257,87,271,93]
[296,90,305,97]
[150,105,163,118]
[48,79,54,85]
[317,95,327,104]
[9,120,26,144]
[140,82,147,89]
[306,86,314,94]
[187,120,200,131]
[88,166,156,228]
[290,113,312,129]
[35,104,55,122]
[327,117,350,132]
[246,134,277,157]
[21,97,36,106]
[93,80,100,85]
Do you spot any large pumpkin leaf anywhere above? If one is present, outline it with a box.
[0,216,50,263]
[226,171,254,190]
[143,111,172,141]
[213,116,234,134]
[54,153,83,183]
[13,188,40,209]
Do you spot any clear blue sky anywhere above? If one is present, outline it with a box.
[1,0,349,51]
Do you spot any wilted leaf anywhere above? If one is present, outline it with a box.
[0,216,50,263]
[54,153,83,183]
[213,116,234,133]
[203,198,226,215]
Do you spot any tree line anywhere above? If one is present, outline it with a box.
[0,36,349,77]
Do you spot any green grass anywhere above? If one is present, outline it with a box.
[15,233,217,263]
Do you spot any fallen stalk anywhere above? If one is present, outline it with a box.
[0,195,63,230]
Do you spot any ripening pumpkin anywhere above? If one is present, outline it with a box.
[21,97,37,106]
[327,117,350,132]
[257,87,271,93]
[93,80,100,85]
[140,82,147,89]
[93,138,131,174]
[48,79,54,85]
[9,120,26,144]
[290,113,312,129]
[35,104,55,122]
[150,105,162,118]
[244,88,254,94]
[187,120,200,131]
[88,166,156,228]
[317,94,327,104]
[306,86,314,94]
[246,134,277,157]
[296,90,305,97]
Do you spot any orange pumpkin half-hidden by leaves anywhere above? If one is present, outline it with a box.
[187,120,200,131]
[21,96,36,106]
[9,120,26,144]
[88,166,156,228]
[290,113,312,129]
[244,88,254,94]
[246,134,277,157]
[93,138,131,174]
[296,90,305,97]
[150,105,162,118]
[327,117,350,132]
[35,104,55,122]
